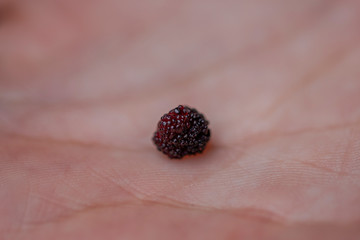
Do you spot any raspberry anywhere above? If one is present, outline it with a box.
[152,105,211,159]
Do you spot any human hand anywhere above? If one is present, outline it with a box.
[1,0,360,239]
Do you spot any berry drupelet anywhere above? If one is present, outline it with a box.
[152,105,211,159]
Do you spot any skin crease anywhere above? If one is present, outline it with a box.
[0,0,360,239]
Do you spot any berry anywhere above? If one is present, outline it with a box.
[152,105,211,159]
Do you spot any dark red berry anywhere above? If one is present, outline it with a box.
[152,105,211,159]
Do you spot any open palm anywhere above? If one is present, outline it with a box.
[1,0,360,239]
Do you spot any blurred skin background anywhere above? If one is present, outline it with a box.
[1,0,360,239]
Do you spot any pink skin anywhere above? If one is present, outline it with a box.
[1,0,360,239]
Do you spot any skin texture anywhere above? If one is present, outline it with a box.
[1,0,360,239]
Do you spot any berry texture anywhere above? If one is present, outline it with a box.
[152,105,211,159]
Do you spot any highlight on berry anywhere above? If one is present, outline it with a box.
[152,105,210,159]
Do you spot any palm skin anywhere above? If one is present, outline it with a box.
[1,0,360,239]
